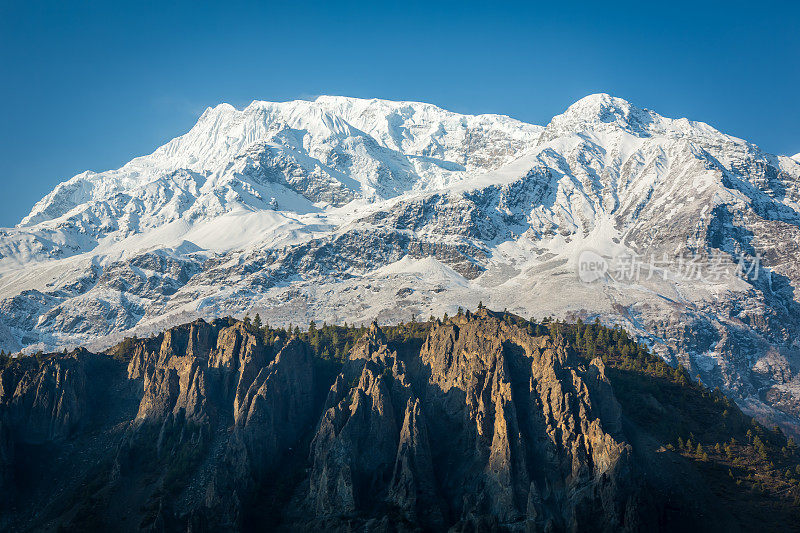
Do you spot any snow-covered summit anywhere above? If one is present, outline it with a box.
[18,95,543,231]
[137,94,542,179]
[545,93,657,135]
[543,93,738,145]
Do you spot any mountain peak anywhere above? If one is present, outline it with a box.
[545,93,659,137]
[199,102,237,119]
[542,93,733,146]
[569,92,630,110]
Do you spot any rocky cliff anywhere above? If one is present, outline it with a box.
[0,311,798,531]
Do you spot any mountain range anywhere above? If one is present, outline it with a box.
[1,93,799,435]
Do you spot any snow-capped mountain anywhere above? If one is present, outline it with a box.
[2,93,800,433]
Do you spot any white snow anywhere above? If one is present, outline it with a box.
[371,255,470,288]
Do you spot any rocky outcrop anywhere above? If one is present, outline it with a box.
[0,353,89,443]
[129,320,218,422]
[291,310,670,531]
[304,323,401,521]
[388,397,444,529]
[231,337,314,474]
[0,318,318,531]
[0,312,785,531]
[193,335,315,530]
[117,319,317,528]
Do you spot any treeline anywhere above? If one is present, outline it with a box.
[238,314,377,361]
[0,348,60,369]
[237,312,436,362]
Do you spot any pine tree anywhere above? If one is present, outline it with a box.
[253,313,262,331]
[331,328,340,347]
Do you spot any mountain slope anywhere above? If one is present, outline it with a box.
[1,94,800,436]
[2,311,799,531]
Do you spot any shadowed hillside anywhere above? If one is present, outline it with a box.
[1,309,799,532]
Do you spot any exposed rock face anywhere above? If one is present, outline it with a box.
[388,397,443,528]
[0,318,317,531]
[295,311,647,531]
[0,353,89,443]
[121,320,316,528]
[231,336,314,473]
[305,327,402,521]
[126,319,313,442]
[0,312,786,531]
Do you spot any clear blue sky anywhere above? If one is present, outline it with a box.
[1,0,798,227]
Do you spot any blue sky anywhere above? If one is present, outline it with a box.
[1,0,798,227]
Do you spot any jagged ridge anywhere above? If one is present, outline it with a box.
[1,310,799,531]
